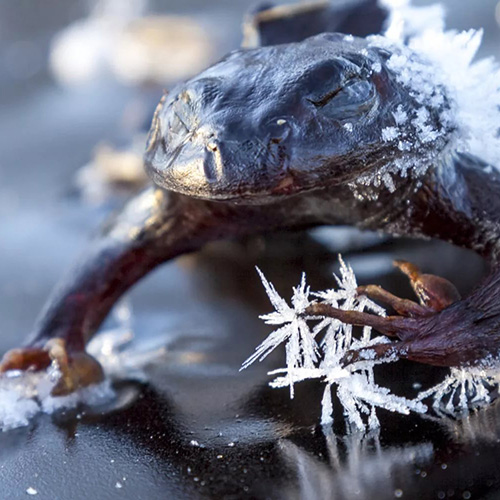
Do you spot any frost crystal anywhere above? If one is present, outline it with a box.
[417,366,500,417]
[243,255,500,429]
[352,1,500,195]
[343,122,353,133]
[241,270,318,398]
[242,256,426,432]
[0,361,114,431]
[381,126,400,142]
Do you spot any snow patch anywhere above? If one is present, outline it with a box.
[0,364,113,431]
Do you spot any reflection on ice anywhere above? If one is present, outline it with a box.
[427,399,500,446]
[281,430,433,500]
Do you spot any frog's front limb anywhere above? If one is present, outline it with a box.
[0,187,289,393]
[2,183,360,393]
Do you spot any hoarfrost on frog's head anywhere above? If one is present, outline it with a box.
[360,5,500,193]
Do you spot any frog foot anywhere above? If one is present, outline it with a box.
[305,260,467,367]
[0,339,104,396]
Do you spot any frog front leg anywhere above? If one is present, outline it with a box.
[0,187,263,394]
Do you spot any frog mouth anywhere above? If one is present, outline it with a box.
[145,121,298,202]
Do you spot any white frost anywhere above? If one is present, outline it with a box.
[381,126,400,142]
[417,366,500,417]
[242,256,426,432]
[241,270,318,398]
[0,363,114,432]
[243,255,500,430]
[355,1,500,194]
[343,122,354,133]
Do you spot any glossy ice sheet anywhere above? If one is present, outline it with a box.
[1,223,499,499]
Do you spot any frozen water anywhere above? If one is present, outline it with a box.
[0,363,114,431]
[354,1,500,195]
[242,256,427,432]
[240,270,319,398]
[243,255,500,430]
[417,366,500,417]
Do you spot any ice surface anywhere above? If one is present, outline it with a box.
[0,364,114,431]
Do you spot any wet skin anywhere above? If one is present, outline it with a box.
[3,31,500,394]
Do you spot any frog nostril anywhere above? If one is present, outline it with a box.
[206,140,218,152]
[266,118,292,145]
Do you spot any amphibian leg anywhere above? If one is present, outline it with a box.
[0,188,268,392]
[393,260,461,311]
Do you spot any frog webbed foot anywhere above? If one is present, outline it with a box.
[0,339,104,396]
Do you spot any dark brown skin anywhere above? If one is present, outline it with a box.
[306,154,500,369]
[2,2,500,394]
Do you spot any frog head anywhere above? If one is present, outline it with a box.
[145,33,442,203]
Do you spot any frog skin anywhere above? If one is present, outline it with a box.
[3,3,500,394]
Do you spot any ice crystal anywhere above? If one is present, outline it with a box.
[381,126,400,142]
[352,1,500,195]
[243,255,500,430]
[241,270,318,398]
[241,256,426,432]
[0,361,113,431]
[417,366,500,417]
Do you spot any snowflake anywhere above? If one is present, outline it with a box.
[241,256,427,432]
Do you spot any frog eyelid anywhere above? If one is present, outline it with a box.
[307,86,343,108]
[306,72,363,108]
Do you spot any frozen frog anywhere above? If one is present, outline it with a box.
[3,0,500,395]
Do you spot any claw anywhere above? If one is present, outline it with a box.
[46,339,104,396]
[356,284,433,318]
[306,261,477,369]
[0,347,51,373]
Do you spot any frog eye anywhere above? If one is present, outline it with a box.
[307,87,343,107]
[310,79,376,120]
